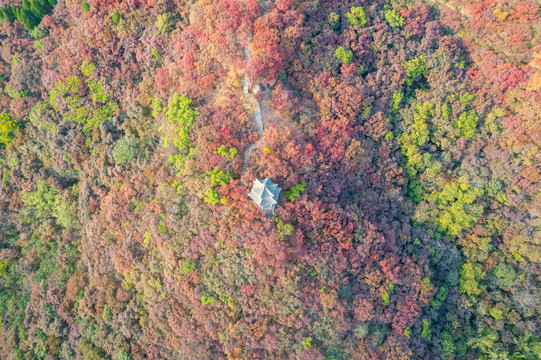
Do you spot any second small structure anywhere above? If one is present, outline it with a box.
[248,177,281,216]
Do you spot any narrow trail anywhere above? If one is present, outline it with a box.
[241,34,264,179]
[243,36,264,137]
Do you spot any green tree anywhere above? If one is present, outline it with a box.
[458,92,474,106]
[2,0,55,30]
[79,339,107,360]
[13,5,39,29]
[345,6,366,27]
[0,6,16,23]
[204,188,220,206]
[405,54,427,86]
[0,259,10,279]
[459,262,486,297]
[155,13,173,35]
[81,0,90,13]
[421,319,431,338]
[411,101,432,146]
[455,110,478,139]
[117,350,132,360]
[112,136,139,165]
[468,328,505,359]
[167,93,198,152]
[441,331,457,358]
[201,295,215,305]
[327,12,339,30]
[404,327,412,339]
[102,304,112,319]
[275,217,294,241]
[381,283,393,306]
[181,260,196,274]
[22,180,75,227]
[425,181,484,237]
[489,307,504,320]
[151,49,162,68]
[493,262,516,289]
[384,9,404,27]
[111,11,120,25]
[215,145,237,159]
[204,167,233,205]
[334,46,353,64]
[441,102,450,118]
[0,112,18,148]
[285,181,306,202]
[48,69,118,136]
[390,92,404,111]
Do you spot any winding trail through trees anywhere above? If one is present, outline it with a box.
[241,34,264,177]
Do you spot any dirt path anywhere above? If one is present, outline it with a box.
[241,34,264,179]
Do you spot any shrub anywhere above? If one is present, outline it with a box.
[112,136,139,165]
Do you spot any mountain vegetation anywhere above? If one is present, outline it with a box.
[0,0,539,358]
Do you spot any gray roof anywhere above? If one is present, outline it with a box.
[248,177,281,215]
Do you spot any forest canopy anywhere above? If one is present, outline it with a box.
[0,0,540,359]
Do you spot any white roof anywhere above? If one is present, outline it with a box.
[248,177,281,214]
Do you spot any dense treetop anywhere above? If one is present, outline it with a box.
[0,0,540,359]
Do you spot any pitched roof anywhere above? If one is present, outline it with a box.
[249,177,281,215]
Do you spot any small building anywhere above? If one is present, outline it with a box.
[248,177,281,216]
